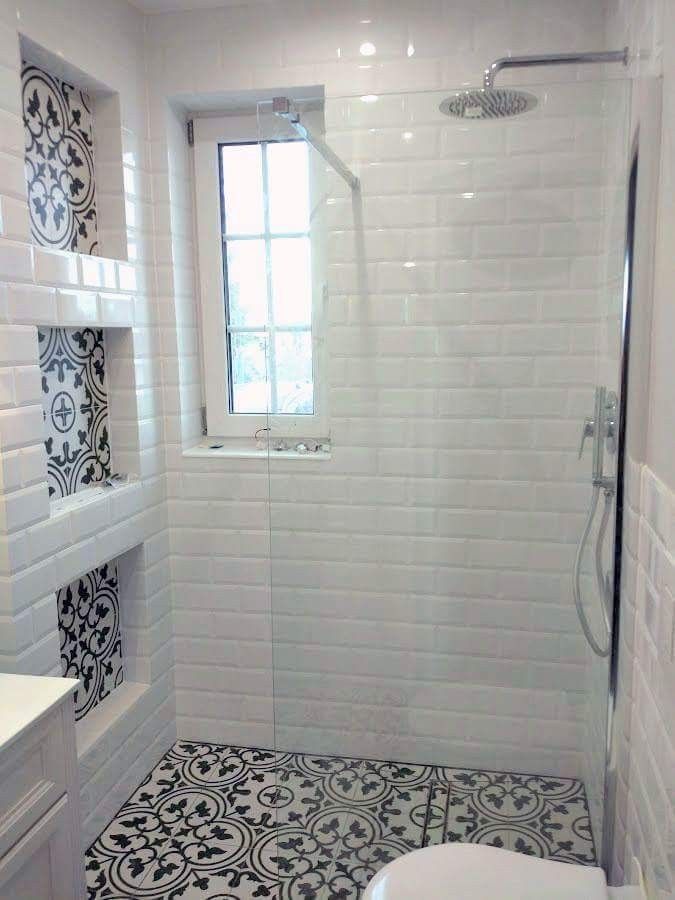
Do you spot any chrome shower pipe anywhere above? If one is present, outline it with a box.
[272,97,360,192]
[483,48,629,89]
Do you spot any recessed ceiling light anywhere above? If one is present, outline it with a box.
[402,131,414,141]
[407,43,415,57]
[403,261,417,268]
[359,41,376,57]
[361,94,379,103]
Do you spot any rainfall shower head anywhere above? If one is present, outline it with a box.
[439,87,537,120]
[441,47,629,121]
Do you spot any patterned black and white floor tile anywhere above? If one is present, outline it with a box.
[434,768,596,865]
[86,742,596,899]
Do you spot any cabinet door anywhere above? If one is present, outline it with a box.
[0,797,82,900]
[0,707,67,858]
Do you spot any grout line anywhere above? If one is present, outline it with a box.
[420,780,435,848]
[441,780,452,843]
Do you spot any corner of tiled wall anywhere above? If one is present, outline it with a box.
[604,0,674,894]
[613,460,675,895]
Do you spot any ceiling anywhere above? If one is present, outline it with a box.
[129,0,266,12]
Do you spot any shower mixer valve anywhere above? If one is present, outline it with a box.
[576,388,618,489]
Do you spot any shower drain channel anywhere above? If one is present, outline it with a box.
[420,781,452,847]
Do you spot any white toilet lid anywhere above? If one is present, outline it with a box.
[363,843,609,900]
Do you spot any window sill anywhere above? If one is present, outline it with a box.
[184,439,332,462]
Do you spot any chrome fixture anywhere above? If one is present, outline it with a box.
[573,386,618,657]
[439,88,538,120]
[272,97,360,191]
[440,47,629,120]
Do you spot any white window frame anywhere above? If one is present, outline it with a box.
[193,113,327,439]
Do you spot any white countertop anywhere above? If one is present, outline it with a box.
[0,674,78,752]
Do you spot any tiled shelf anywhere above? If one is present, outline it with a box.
[76,680,150,759]
[28,480,147,590]
[0,239,145,329]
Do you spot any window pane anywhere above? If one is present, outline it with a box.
[229,332,269,413]
[270,237,312,326]
[220,144,264,234]
[275,330,313,415]
[226,239,268,327]
[267,141,310,233]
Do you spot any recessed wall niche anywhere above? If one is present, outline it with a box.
[22,61,99,254]
[19,36,129,261]
[39,326,112,499]
[57,559,124,721]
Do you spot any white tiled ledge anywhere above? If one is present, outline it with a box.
[2,479,156,617]
[184,440,332,462]
[49,480,141,520]
[0,282,139,329]
[0,238,149,328]
[0,238,141,290]
[76,680,150,760]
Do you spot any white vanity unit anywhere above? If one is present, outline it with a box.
[0,675,85,900]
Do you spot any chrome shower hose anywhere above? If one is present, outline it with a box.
[573,484,613,657]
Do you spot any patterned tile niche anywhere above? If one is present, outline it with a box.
[22,62,98,254]
[58,561,124,721]
[39,327,112,500]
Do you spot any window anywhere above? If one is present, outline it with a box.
[193,113,325,439]
[220,141,313,416]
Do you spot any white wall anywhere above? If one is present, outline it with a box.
[605,0,675,895]
[0,0,175,846]
[147,0,629,787]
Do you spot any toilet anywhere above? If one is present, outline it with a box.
[362,843,644,899]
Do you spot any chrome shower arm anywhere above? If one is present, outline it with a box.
[483,48,628,89]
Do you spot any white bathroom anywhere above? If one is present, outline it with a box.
[0,0,673,897]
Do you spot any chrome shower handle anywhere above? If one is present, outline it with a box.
[578,417,595,459]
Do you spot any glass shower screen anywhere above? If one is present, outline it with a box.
[257,77,631,893]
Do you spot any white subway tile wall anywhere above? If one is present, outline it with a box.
[612,461,675,896]
[605,0,674,896]
[0,0,175,847]
[149,0,628,804]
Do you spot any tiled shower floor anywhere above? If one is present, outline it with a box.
[86,741,596,899]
